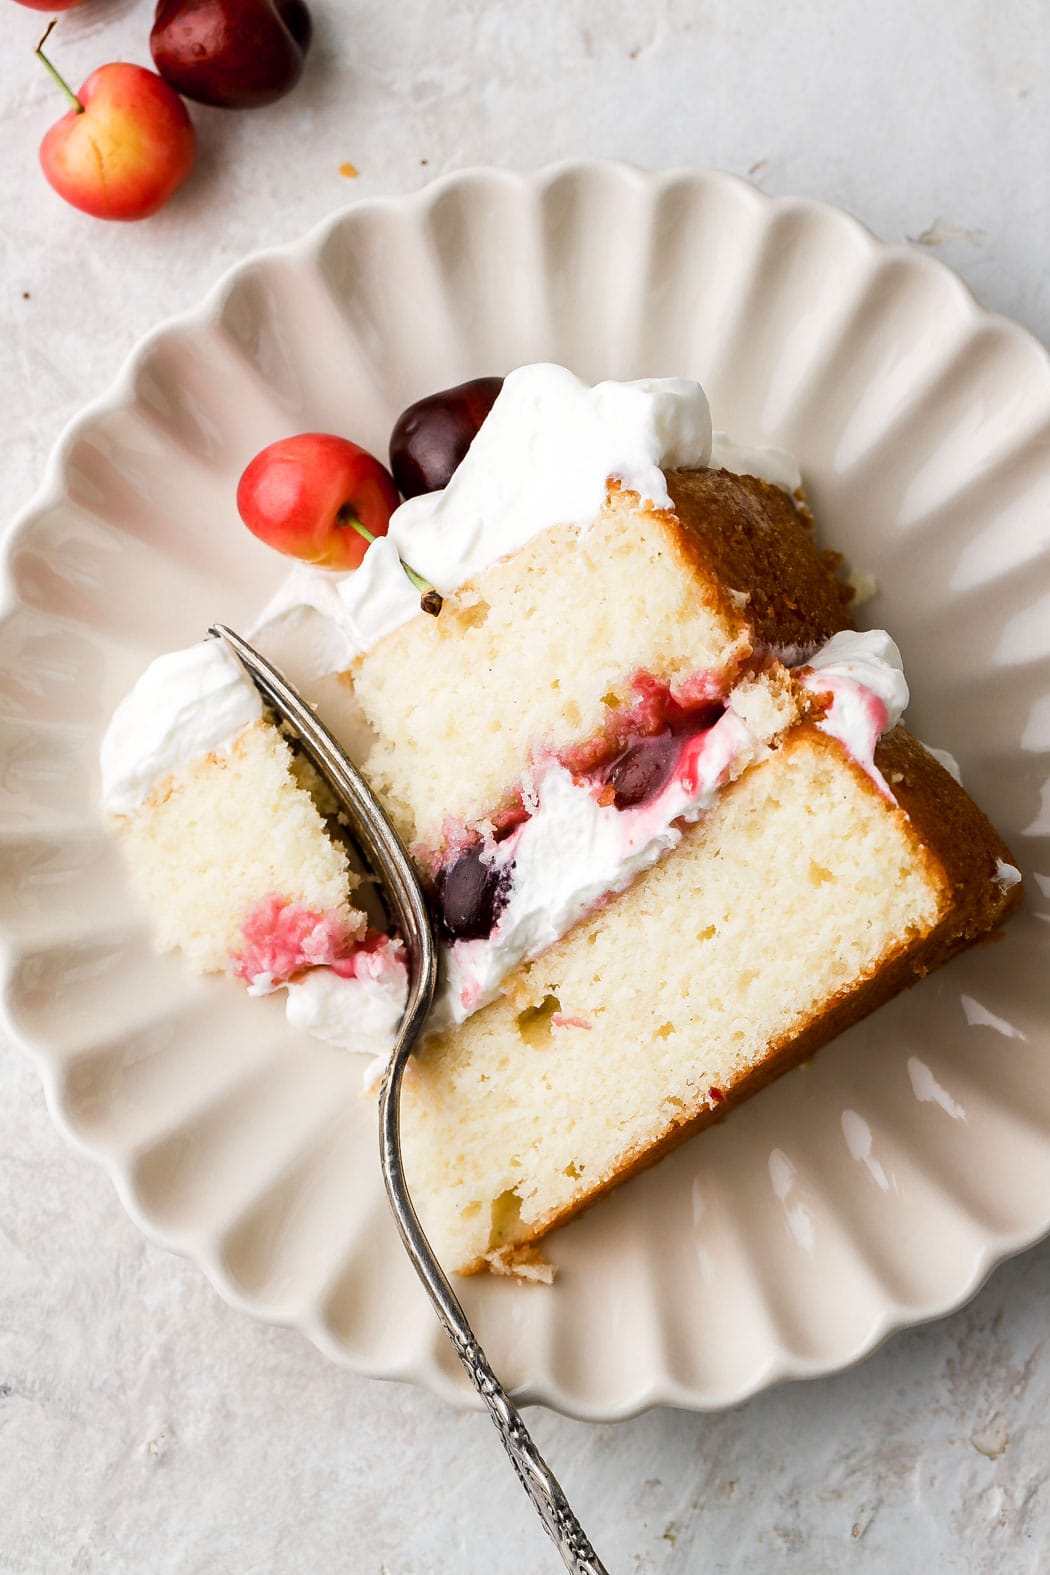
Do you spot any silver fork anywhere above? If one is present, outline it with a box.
[212,626,610,1575]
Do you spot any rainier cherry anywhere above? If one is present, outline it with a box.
[237,434,402,571]
[35,24,196,221]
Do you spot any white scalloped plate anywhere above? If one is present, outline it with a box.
[2,163,1048,1421]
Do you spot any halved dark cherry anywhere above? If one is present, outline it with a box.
[601,731,681,809]
[389,376,503,499]
[434,842,512,942]
[598,703,726,809]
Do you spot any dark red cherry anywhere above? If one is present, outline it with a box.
[389,377,503,499]
[150,0,312,110]
[601,731,680,809]
[434,843,512,942]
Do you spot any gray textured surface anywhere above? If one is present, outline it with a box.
[2,1,1049,1570]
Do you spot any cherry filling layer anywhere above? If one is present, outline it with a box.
[432,684,729,945]
[232,893,380,991]
[556,672,724,779]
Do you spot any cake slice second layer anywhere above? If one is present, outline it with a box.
[399,724,1021,1274]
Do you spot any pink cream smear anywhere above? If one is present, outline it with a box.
[233,894,367,993]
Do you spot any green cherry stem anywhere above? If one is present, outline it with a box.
[35,21,84,114]
[339,512,444,616]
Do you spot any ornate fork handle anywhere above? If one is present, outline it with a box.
[382,1039,609,1575]
[455,1329,609,1573]
[213,628,610,1575]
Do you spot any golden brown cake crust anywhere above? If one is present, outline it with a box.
[458,725,1021,1274]
[664,469,855,656]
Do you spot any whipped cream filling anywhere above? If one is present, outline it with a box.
[442,707,763,1025]
[98,633,911,1077]
[100,625,915,1081]
[283,943,409,1087]
[922,744,962,784]
[438,631,908,1029]
[100,640,263,816]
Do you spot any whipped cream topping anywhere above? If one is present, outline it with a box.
[922,744,962,784]
[105,368,805,814]
[100,640,263,816]
[709,432,802,494]
[443,707,764,1024]
[799,629,908,797]
[284,942,409,1087]
[388,364,713,595]
[250,538,419,686]
[250,365,802,672]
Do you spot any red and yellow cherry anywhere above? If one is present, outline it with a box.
[389,376,503,498]
[237,434,401,570]
[150,0,313,110]
[36,25,196,221]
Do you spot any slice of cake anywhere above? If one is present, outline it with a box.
[100,640,407,1061]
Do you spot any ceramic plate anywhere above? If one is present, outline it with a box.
[2,162,1047,1421]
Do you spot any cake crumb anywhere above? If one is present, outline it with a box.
[146,1429,172,1460]
[483,1243,555,1284]
[338,162,359,179]
[845,569,878,605]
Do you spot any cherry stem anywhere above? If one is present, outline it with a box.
[339,511,443,614]
[35,21,84,114]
